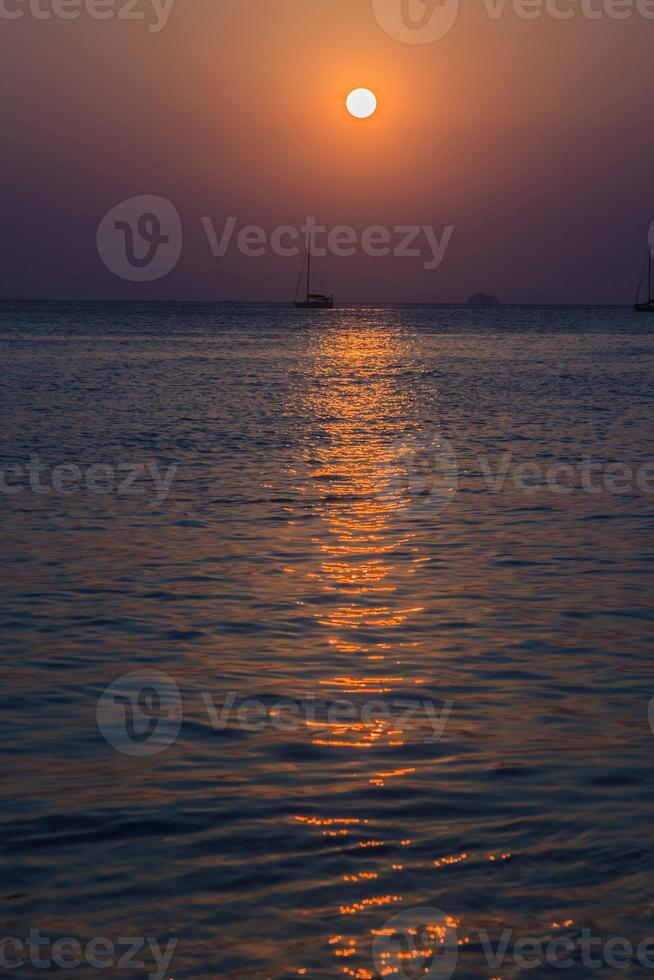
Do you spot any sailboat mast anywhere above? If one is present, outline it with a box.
[306,237,311,300]
[649,246,652,302]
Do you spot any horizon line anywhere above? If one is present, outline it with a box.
[0,298,635,308]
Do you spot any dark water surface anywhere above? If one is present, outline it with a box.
[2,303,654,979]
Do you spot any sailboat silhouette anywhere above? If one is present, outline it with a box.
[293,238,334,310]
[635,244,654,312]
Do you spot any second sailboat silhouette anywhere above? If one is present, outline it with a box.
[635,245,654,312]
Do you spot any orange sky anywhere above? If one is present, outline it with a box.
[1,0,653,301]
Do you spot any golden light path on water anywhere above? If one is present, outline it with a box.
[303,323,424,746]
[291,322,452,977]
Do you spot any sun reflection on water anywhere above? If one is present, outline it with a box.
[291,322,448,976]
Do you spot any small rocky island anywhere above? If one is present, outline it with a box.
[467,293,501,307]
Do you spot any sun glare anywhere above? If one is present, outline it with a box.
[346,88,378,119]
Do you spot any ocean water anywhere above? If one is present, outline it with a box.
[2,302,654,979]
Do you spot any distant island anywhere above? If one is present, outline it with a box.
[467,293,501,307]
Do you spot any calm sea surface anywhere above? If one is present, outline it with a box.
[2,302,654,979]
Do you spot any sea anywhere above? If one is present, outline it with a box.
[2,302,654,979]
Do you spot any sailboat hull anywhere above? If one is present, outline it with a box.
[293,299,334,310]
[635,302,654,312]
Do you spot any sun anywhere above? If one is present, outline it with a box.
[346,88,378,119]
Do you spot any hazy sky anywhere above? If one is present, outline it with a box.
[1,0,653,303]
